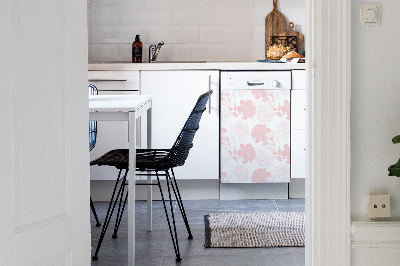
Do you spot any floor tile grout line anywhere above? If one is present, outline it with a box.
[273,199,279,212]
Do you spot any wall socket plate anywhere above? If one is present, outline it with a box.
[359,3,381,27]
[368,194,391,219]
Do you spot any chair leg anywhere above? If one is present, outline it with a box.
[168,169,193,239]
[90,196,101,227]
[156,171,182,262]
[92,169,128,261]
[112,178,128,239]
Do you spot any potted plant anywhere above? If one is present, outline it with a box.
[388,135,400,176]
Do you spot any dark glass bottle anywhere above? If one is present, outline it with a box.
[132,35,142,63]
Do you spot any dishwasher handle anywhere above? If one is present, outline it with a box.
[247,81,265,86]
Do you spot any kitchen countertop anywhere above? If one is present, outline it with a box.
[89,62,307,71]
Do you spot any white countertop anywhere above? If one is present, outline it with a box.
[89,62,306,71]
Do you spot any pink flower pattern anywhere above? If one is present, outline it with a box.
[273,120,290,142]
[236,100,256,120]
[229,121,249,142]
[221,90,290,183]
[251,168,272,183]
[255,102,274,123]
[255,146,275,167]
[221,172,229,183]
[251,124,272,144]
[236,144,256,164]
[229,165,250,183]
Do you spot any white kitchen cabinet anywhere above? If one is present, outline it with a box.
[291,70,306,179]
[141,70,219,180]
[291,130,306,178]
[291,90,306,130]
[88,71,141,180]
[292,70,306,90]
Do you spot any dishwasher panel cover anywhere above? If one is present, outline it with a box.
[220,89,290,183]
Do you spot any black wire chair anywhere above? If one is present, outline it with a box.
[89,84,101,228]
[90,90,213,262]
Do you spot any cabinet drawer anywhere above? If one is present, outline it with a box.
[291,129,305,179]
[292,70,306,90]
[88,71,140,91]
[291,90,306,130]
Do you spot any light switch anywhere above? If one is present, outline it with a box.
[359,3,381,26]
[364,9,376,21]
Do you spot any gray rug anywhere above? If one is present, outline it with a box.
[204,212,305,248]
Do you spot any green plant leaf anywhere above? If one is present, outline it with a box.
[388,158,400,177]
[392,135,400,144]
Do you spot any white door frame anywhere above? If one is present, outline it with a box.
[84,0,354,264]
[306,0,351,265]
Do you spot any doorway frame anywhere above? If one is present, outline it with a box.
[84,0,353,264]
[306,0,351,265]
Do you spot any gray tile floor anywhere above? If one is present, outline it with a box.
[91,199,305,266]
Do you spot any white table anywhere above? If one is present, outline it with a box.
[89,95,152,266]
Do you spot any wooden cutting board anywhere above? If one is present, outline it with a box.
[265,0,286,59]
[279,22,304,52]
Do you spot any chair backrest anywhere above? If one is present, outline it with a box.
[162,90,213,169]
[89,84,98,151]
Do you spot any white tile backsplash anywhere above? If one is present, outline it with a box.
[119,8,173,26]
[88,0,305,62]
[224,0,254,8]
[201,0,254,9]
[227,43,264,61]
[252,26,266,43]
[88,43,91,62]
[201,0,253,9]
[91,0,146,8]
[253,0,271,9]
[147,26,199,44]
[173,8,226,26]
[200,26,252,44]
[145,0,199,9]
[118,43,132,61]
[91,7,118,26]
[91,26,146,43]
[199,0,228,9]
[91,43,119,61]
[227,8,267,26]
[173,44,226,61]
[279,1,306,24]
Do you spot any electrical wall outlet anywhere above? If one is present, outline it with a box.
[359,3,381,27]
[368,194,391,219]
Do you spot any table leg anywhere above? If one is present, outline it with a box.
[147,105,152,232]
[128,112,136,266]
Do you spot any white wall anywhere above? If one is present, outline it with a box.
[351,1,400,264]
[351,0,400,220]
[87,0,305,62]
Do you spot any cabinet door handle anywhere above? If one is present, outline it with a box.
[247,81,264,86]
[208,75,212,114]
[88,79,127,82]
